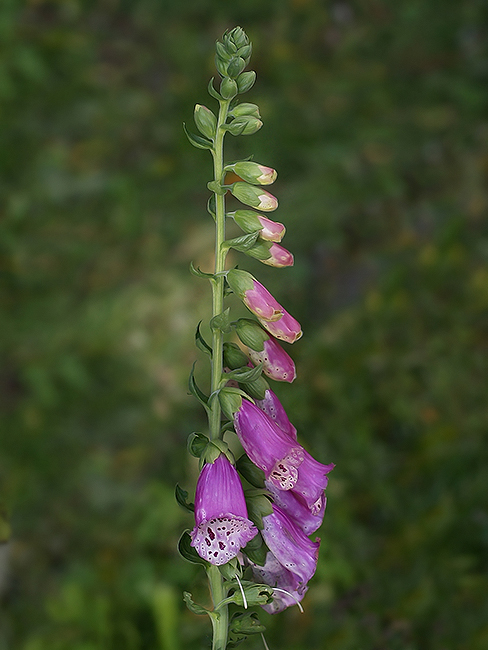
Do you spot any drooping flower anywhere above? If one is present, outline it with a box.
[230,210,286,242]
[249,505,320,613]
[233,400,334,508]
[190,454,258,565]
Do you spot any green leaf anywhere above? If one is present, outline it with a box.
[207,194,216,218]
[175,484,194,512]
[210,307,232,333]
[195,321,212,356]
[225,363,263,384]
[183,122,213,150]
[183,591,210,616]
[187,432,209,458]
[189,261,214,278]
[178,531,209,567]
[222,231,261,253]
[236,454,265,488]
[207,77,222,100]
[188,362,209,409]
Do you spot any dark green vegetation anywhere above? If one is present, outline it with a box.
[1,1,487,649]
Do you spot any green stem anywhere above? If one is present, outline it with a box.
[209,98,230,442]
[208,564,229,650]
[207,98,230,650]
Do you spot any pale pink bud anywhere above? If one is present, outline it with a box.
[257,215,286,242]
[258,310,303,344]
[261,243,294,268]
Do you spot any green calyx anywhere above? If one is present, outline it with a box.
[235,318,269,351]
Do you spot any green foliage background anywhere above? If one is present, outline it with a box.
[1,1,487,648]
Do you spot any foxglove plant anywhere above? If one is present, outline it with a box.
[178,27,334,650]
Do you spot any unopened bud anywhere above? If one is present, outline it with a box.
[231,182,278,212]
[194,104,217,140]
[223,342,249,369]
[230,103,261,118]
[237,71,256,93]
[227,56,246,79]
[235,318,269,352]
[230,210,285,242]
[227,162,277,185]
[227,116,263,136]
[220,77,238,99]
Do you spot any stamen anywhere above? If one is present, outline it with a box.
[261,632,271,650]
[235,574,247,609]
[272,588,304,613]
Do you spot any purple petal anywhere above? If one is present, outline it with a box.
[191,515,257,566]
[266,480,326,535]
[250,552,308,614]
[234,400,303,484]
[254,389,297,439]
[293,452,335,510]
[260,506,320,587]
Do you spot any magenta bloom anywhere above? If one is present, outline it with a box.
[190,455,257,565]
[258,309,302,344]
[265,481,326,535]
[247,338,296,383]
[234,400,334,507]
[250,505,320,613]
[255,389,297,439]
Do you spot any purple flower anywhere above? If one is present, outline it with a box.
[265,481,326,535]
[234,400,334,508]
[190,454,258,565]
[254,389,297,439]
[249,505,320,613]
[247,338,296,383]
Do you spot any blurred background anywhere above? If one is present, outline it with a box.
[1,1,487,649]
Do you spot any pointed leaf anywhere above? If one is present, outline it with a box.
[195,321,212,357]
[208,77,222,101]
[190,261,214,279]
[189,362,209,409]
[225,363,263,384]
[183,123,214,150]
[210,307,232,333]
[183,591,210,616]
[222,231,261,253]
[175,484,194,512]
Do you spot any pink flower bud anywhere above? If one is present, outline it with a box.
[228,162,277,185]
[261,243,294,268]
[231,182,278,212]
[256,215,286,242]
[258,309,303,344]
[227,269,283,322]
[247,337,296,383]
[230,210,286,242]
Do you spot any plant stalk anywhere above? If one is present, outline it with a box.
[208,97,230,650]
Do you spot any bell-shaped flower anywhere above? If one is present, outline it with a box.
[234,400,333,508]
[190,454,258,565]
[249,505,320,613]
[231,181,278,212]
[254,389,297,439]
